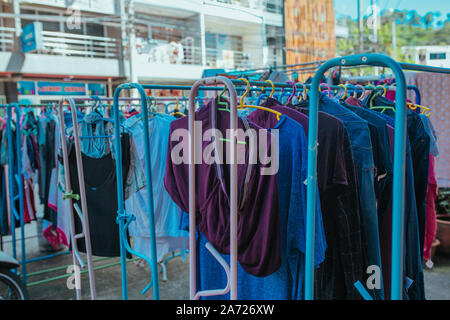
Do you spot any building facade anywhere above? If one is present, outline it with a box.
[0,0,285,103]
[284,0,335,73]
[402,45,450,69]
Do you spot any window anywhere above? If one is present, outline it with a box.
[86,23,105,37]
[429,52,446,60]
[21,9,60,32]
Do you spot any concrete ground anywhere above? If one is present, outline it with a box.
[1,221,449,300]
[1,221,189,300]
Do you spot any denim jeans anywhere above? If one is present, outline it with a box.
[362,94,425,299]
[407,111,430,259]
[369,94,430,260]
[320,95,384,300]
[80,112,109,158]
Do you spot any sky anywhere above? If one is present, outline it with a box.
[334,0,450,24]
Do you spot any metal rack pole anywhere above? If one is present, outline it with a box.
[306,53,408,300]
[112,83,160,300]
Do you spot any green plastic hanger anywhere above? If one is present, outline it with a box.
[217,86,230,112]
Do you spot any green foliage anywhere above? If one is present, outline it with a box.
[336,9,450,61]
[437,188,450,215]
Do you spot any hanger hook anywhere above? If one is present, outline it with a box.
[238,78,250,106]
[265,80,275,98]
[353,84,365,98]
[338,84,347,99]
[319,83,331,97]
[286,81,296,104]
[376,85,386,97]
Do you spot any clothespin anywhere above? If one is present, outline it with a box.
[63,190,80,201]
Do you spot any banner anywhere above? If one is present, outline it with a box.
[37,82,86,96]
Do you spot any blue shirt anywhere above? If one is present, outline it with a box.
[320,95,384,300]
[180,115,327,300]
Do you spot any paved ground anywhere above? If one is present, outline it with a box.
[423,253,450,300]
[1,221,449,300]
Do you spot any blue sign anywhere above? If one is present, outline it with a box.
[22,22,43,53]
[17,81,36,95]
[37,82,86,96]
[88,83,106,96]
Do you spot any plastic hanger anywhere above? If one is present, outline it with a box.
[353,84,365,99]
[266,80,275,98]
[319,83,331,97]
[165,98,181,115]
[337,84,348,100]
[236,78,282,121]
[286,81,296,104]
[256,80,276,105]
[359,84,375,101]
[170,111,186,117]
[377,85,387,97]
[217,86,230,112]
[368,89,395,113]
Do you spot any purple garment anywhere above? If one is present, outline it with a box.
[261,98,310,135]
[164,98,282,277]
[261,98,348,192]
[345,96,363,107]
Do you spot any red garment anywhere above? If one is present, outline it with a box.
[22,176,34,223]
[43,225,69,249]
[345,96,363,107]
[386,89,396,102]
[423,155,438,260]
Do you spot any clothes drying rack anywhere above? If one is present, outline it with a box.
[1,103,73,286]
[304,53,450,301]
[2,54,448,301]
[110,82,296,300]
[109,59,442,300]
[1,99,151,299]
[179,53,450,301]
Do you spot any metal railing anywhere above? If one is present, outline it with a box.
[263,0,283,14]
[0,27,15,52]
[39,31,120,59]
[206,47,253,70]
[137,41,203,65]
[206,0,283,13]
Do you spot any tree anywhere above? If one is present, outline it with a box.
[336,9,450,61]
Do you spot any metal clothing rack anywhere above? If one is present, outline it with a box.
[182,57,449,301]
[58,95,154,300]
[0,99,150,300]
[57,97,97,300]
[304,53,450,301]
[1,103,72,287]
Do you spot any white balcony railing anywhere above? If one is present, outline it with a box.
[206,0,283,14]
[0,27,15,52]
[206,47,253,70]
[136,40,203,65]
[40,31,120,59]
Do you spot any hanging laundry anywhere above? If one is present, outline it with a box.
[165,97,282,277]
[124,113,188,262]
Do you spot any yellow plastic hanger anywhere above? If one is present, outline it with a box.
[338,84,348,99]
[170,111,185,117]
[297,82,307,101]
[236,78,282,121]
[408,102,432,116]
[376,85,387,97]
[266,80,275,98]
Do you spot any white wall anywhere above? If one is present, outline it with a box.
[133,54,204,82]
[20,0,118,15]
[1,52,123,77]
